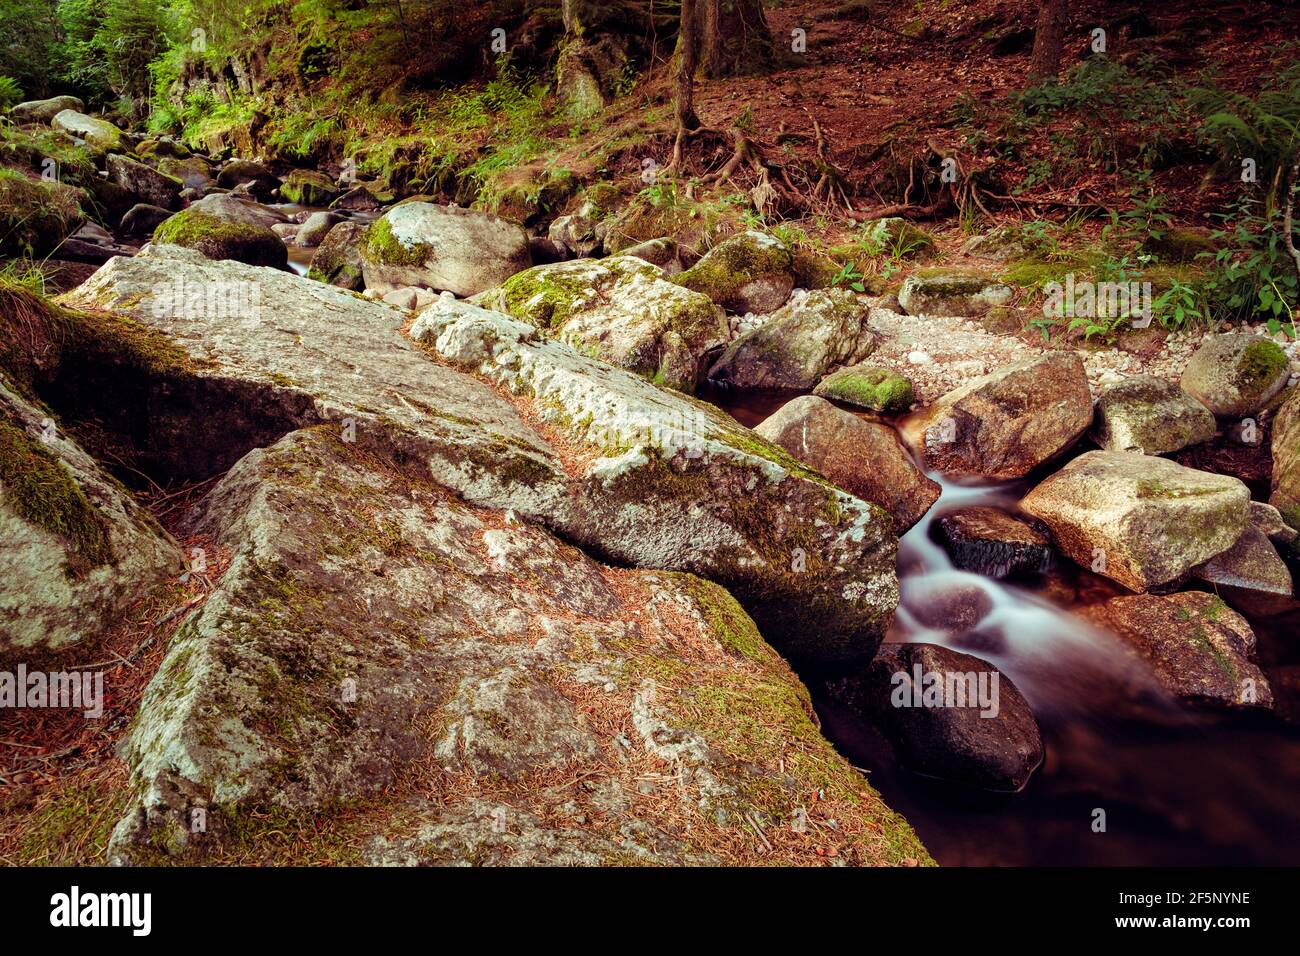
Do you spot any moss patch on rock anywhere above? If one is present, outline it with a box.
[813,364,914,412]
[154,210,288,269]
[0,418,111,573]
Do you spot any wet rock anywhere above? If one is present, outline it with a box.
[935,507,1053,578]
[106,426,927,867]
[754,395,940,531]
[105,154,183,211]
[813,363,914,412]
[296,211,341,248]
[156,156,214,188]
[9,95,84,124]
[153,210,288,269]
[412,296,900,669]
[360,201,532,298]
[50,109,123,151]
[475,255,726,393]
[904,580,994,634]
[708,289,877,390]
[674,230,794,314]
[898,268,1013,317]
[900,352,1092,479]
[1081,592,1272,709]
[827,642,1043,791]
[279,169,338,206]
[119,203,174,237]
[1092,374,1216,455]
[1021,451,1250,592]
[0,380,181,656]
[307,220,366,290]
[214,159,279,201]
[1180,333,1290,418]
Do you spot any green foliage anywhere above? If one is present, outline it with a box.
[0,0,60,98]
[1198,199,1299,335]
[0,75,22,111]
[1190,54,1300,210]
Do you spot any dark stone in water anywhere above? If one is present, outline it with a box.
[826,642,1044,791]
[935,506,1053,578]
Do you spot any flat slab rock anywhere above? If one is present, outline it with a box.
[109,427,928,867]
[934,506,1053,579]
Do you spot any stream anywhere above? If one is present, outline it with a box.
[276,222,1300,865]
[711,387,1300,866]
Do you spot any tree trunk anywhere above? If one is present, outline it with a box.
[697,0,774,78]
[671,0,699,168]
[1027,0,1068,84]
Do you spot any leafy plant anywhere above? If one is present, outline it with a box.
[831,261,866,293]
[0,75,22,111]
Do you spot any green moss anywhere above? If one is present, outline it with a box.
[5,776,130,865]
[674,232,792,305]
[361,216,433,268]
[279,169,338,205]
[0,168,82,258]
[814,365,914,412]
[0,419,111,573]
[1237,339,1288,394]
[671,572,771,663]
[154,210,288,268]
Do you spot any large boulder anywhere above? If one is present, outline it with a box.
[153,210,288,269]
[156,156,214,189]
[106,153,183,211]
[412,296,901,669]
[107,426,927,867]
[9,95,84,124]
[827,642,1043,791]
[0,376,180,656]
[754,395,939,532]
[1021,451,1250,592]
[475,256,726,393]
[900,352,1092,480]
[65,248,900,670]
[674,231,794,314]
[1092,374,1216,455]
[898,269,1013,317]
[50,109,123,151]
[1081,592,1272,709]
[360,201,531,297]
[1191,524,1293,612]
[296,211,341,248]
[707,289,877,390]
[307,220,366,290]
[813,363,915,413]
[1269,386,1300,532]
[1180,333,1291,418]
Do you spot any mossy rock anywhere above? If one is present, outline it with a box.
[307,220,366,290]
[674,230,795,314]
[813,364,915,412]
[1180,333,1291,418]
[0,169,83,257]
[154,209,288,269]
[279,169,339,206]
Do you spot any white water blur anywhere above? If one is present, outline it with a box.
[891,468,1173,717]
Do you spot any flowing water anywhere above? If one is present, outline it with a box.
[711,386,1300,865]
